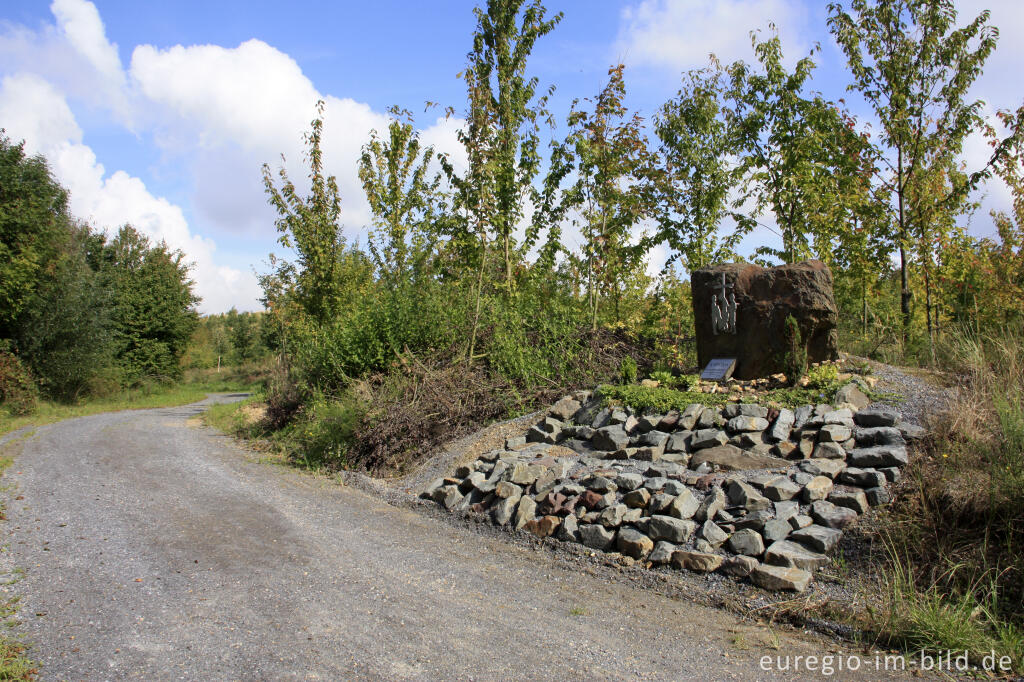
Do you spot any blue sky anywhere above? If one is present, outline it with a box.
[1,0,1021,313]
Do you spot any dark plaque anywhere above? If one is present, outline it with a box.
[700,357,737,382]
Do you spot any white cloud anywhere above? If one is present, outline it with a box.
[615,0,813,73]
[50,0,125,92]
[0,73,261,313]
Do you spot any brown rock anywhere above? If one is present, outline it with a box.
[671,550,724,573]
[690,444,790,471]
[691,261,839,379]
[524,515,561,538]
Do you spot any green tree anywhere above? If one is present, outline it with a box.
[262,100,346,325]
[652,62,749,273]
[566,64,653,327]
[0,132,70,339]
[828,0,1001,342]
[102,225,199,383]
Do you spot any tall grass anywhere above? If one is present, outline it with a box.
[877,326,1024,670]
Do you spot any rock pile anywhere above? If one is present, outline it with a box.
[423,390,919,593]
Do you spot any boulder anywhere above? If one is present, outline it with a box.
[726,528,765,556]
[524,515,561,538]
[802,476,834,502]
[691,261,839,380]
[848,446,909,468]
[854,406,900,427]
[791,524,842,553]
[648,515,698,544]
[834,382,870,410]
[810,500,858,529]
[690,445,790,472]
[649,541,677,565]
[764,540,829,571]
[668,489,701,519]
[617,527,654,559]
[579,523,616,551]
[591,426,629,452]
[719,555,759,577]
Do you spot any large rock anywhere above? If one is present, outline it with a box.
[689,444,789,472]
[750,564,812,592]
[691,261,839,379]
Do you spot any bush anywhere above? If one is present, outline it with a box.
[782,315,806,384]
[0,350,37,415]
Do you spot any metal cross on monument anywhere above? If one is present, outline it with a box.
[708,272,737,335]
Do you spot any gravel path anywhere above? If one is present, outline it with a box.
[0,395,921,680]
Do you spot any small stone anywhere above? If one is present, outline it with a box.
[491,496,519,525]
[751,564,811,592]
[837,468,887,489]
[701,520,729,547]
[798,459,846,479]
[668,489,701,519]
[592,426,629,451]
[617,527,654,559]
[671,550,723,573]
[834,383,870,410]
[649,540,677,564]
[557,514,580,542]
[622,507,643,524]
[648,493,674,514]
[549,396,582,420]
[791,524,842,553]
[726,479,772,512]
[600,503,628,528]
[828,490,869,515]
[648,515,698,543]
[819,423,852,443]
[583,475,617,493]
[696,487,727,522]
[824,408,854,425]
[854,426,905,447]
[848,446,908,468]
[640,430,671,448]
[773,441,798,459]
[789,514,813,530]
[578,489,605,511]
[733,510,773,531]
[764,540,829,571]
[898,423,928,441]
[623,488,651,509]
[854,406,899,427]
[774,500,799,522]
[719,555,759,577]
[866,486,891,506]
[691,428,729,450]
[579,523,616,551]
[439,486,463,510]
[514,495,537,529]
[763,476,801,501]
[880,467,902,483]
[793,405,814,429]
[657,411,680,431]
[812,442,847,460]
[726,416,770,433]
[767,408,795,443]
[810,500,857,529]
[495,481,523,500]
[726,528,765,556]
[802,476,834,502]
[505,436,527,450]
[678,404,704,430]
[761,518,792,543]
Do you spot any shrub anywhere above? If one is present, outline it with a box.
[0,350,37,416]
[782,315,807,385]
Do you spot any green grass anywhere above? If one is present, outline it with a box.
[0,369,260,437]
[0,432,38,679]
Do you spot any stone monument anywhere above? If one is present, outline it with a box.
[691,261,839,380]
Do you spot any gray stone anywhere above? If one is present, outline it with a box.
[671,550,723,573]
[505,436,527,449]
[590,407,612,429]
[834,383,870,410]
[678,404,704,430]
[599,503,628,528]
[695,406,718,429]
[837,468,887,489]
[793,405,814,430]
[791,524,842,553]
[824,408,854,425]
[880,467,902,483]
[819,423,852,442]
[583,475,617,493]
[866,486,891,506]
[666,432,691,453]
[592,426,629,451]
[495,481,523,500]
[610,473,643,489]
[649,493,675,514]
[764,540,829,571]
[792,472,814,486]
[663,480,688,495]
[810,500,858,529]
[550,396,582,420]
[557,514,580,542]
[691,428,729,450]
[762,518,792,543]
[719,555,759,577]
[789,514,813,530]
[854,426,905,447]
[514,495,537,529]
[579,523,616,551]
[648,515,698,544]
[774,500,799,522]
[828,490,869,515]
[616,527,654,559]
[751,564,812,592]
[507,462,546,486]
[727,528,765,556]
[623,488,651,509]
[854,406,899,427]
[727,416,770,433]
[763,476,801,502]
[690,444,790,471]
[696,487,727,522]
[768,408,795,442]
[733,510,774,531]
[633,445,666,462]
[798,458,846,479]
[726,479,773,512]
[668,489,701,519]
[701,520,729,547]
[848,446,909,468]
[812,442,847,460]
[439,485,463,511]
[622,507,643,524]
[802,476,833,502]
[649,540,677,565]
[491,496,520,525]
[640,430,671,448]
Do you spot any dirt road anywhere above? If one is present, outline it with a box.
[0,396,909,680]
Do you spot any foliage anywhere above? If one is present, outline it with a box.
[619,356,638,384]
[0,131,70,339]
[782,315,807,385]
[0,350,37,417]
[597,384,729,413]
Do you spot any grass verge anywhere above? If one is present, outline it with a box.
[0,445,37,679]
[0,366,262,437]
